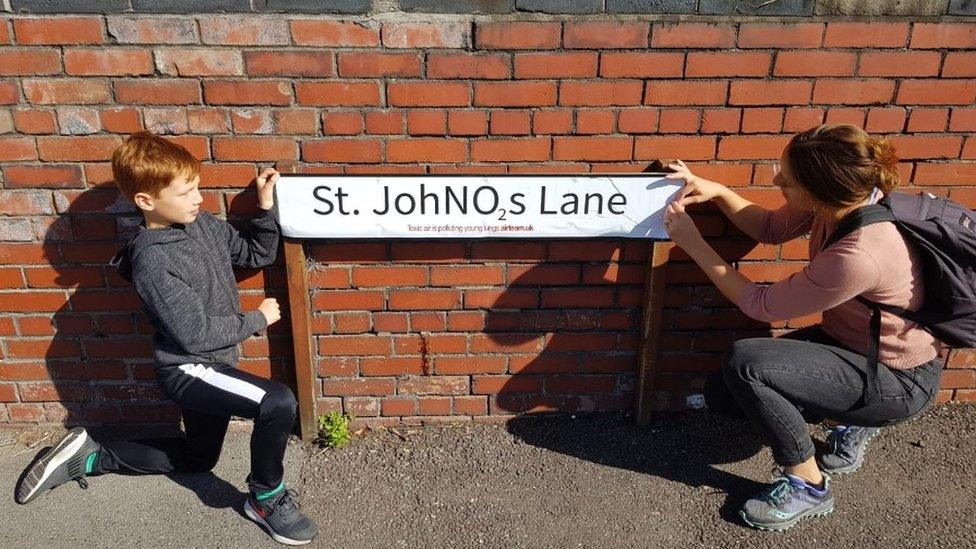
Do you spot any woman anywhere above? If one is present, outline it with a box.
[663,124,943,531]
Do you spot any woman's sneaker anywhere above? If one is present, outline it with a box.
[245,487,319,546]
[15,426,100,504]
[740,474,834,531]
[820,425,880,475]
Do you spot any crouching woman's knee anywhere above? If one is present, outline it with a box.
[722,338,772,387]
[258,382,297,424]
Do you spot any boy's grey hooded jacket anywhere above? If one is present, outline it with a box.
[111,208,280,369]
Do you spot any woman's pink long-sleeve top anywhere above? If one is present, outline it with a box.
[736,198,939,369]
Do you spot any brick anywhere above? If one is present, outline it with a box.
[389,289,461,310]
[738,23,824,48]
[24,79,111,105]
[389,82,469,107]
[186,108,228,133]
[200,16,288,46]
[473,375,542,394]
[651,22,734,48]
[740,108,783,133]
[12,109,55,134]
[774,51,855,77]
[858,51,943,77]
[687,52,772,78]
[907,108,949,132]
[911,23,976,49]
[56,107,100,135]
[100,107,143,133]
[950,108,976,132]
[0,80,16,104]
[943,52,976,78]
[565,22,648,48]
[897,80,976,106]
[274,109,318,135]
[475,82,556,107]
[813,79,894,105]
[398,376,469,396]
[106,17,196,44]
[3,164,82,188]
[560,81,643,107]
[865,107,906,133]
[204,81,292,106]
[116,79,201,105]
[533,109,573,134]
[887,136,963,159]
[213,137,296,161]
[0,137,37,160]
[14,17,103,45]
[322,111,363,135]
[302,139,381,163]
[645,81,727,106]
[824,22,909,48]
[576,109,615,134]
[322,378,395,396]
[515,52,597,79]
[553,137,633,161]
[941,369,976,389]
[618,108,659,134]
[600,52,683,79]
[718,135,792,160]
[0,20,7,44]
[387,138,467,163]
[290,20,380,47]
[634,136,715,161]
[230,108,272,134]
[471,137,549,162]
[381,22,468,48]
[428,53,510,79]
[246,50,333,77]
[0,48,60,75]
[0,292,70,313]
[338,52,419,78]
[443,110,484,136]
[296,82,381,106]
[361,357,424,376]
[701,108,741,133]
[824,107,865,127]
[913,163,976,185]
[155,49,243,76]
[475,22,560,49]
[64,49,152,76]
[407,110,446,136]
[730,81,811,106]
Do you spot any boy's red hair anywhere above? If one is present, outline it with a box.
[112,132,200,200]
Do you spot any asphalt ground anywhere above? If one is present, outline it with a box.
[2,403,974,548]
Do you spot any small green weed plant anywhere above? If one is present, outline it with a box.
[317,411,353,448]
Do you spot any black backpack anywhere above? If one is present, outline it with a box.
[823,191,976,403]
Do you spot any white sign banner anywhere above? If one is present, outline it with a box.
[276,175,681,239]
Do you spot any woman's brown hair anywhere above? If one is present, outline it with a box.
[785,124,899,208]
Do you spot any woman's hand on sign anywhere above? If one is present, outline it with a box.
[258,298,281,326]
[664,201,704,250]
[666,160,725,208]
[256,168,279,211]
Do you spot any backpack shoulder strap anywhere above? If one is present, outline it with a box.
[822,201,896,251]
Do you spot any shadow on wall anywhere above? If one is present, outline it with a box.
[35,178,288,435]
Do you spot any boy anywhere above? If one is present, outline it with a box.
[15,132,318,546]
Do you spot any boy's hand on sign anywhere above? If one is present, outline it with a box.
[664,201,703,250]
[258,297,281,326]
[256,168,279,210]
[666,160,724,208]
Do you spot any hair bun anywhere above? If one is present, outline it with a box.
[867,136,898,170]
[867,136,899,193]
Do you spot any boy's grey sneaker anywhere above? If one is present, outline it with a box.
[245,488,318,546]
[820,425,880,475]
[740,474,834,531]
[15,427,100,504]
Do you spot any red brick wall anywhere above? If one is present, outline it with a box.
[0,15,973,425]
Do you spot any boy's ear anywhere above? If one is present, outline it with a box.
[133,192,155,212]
